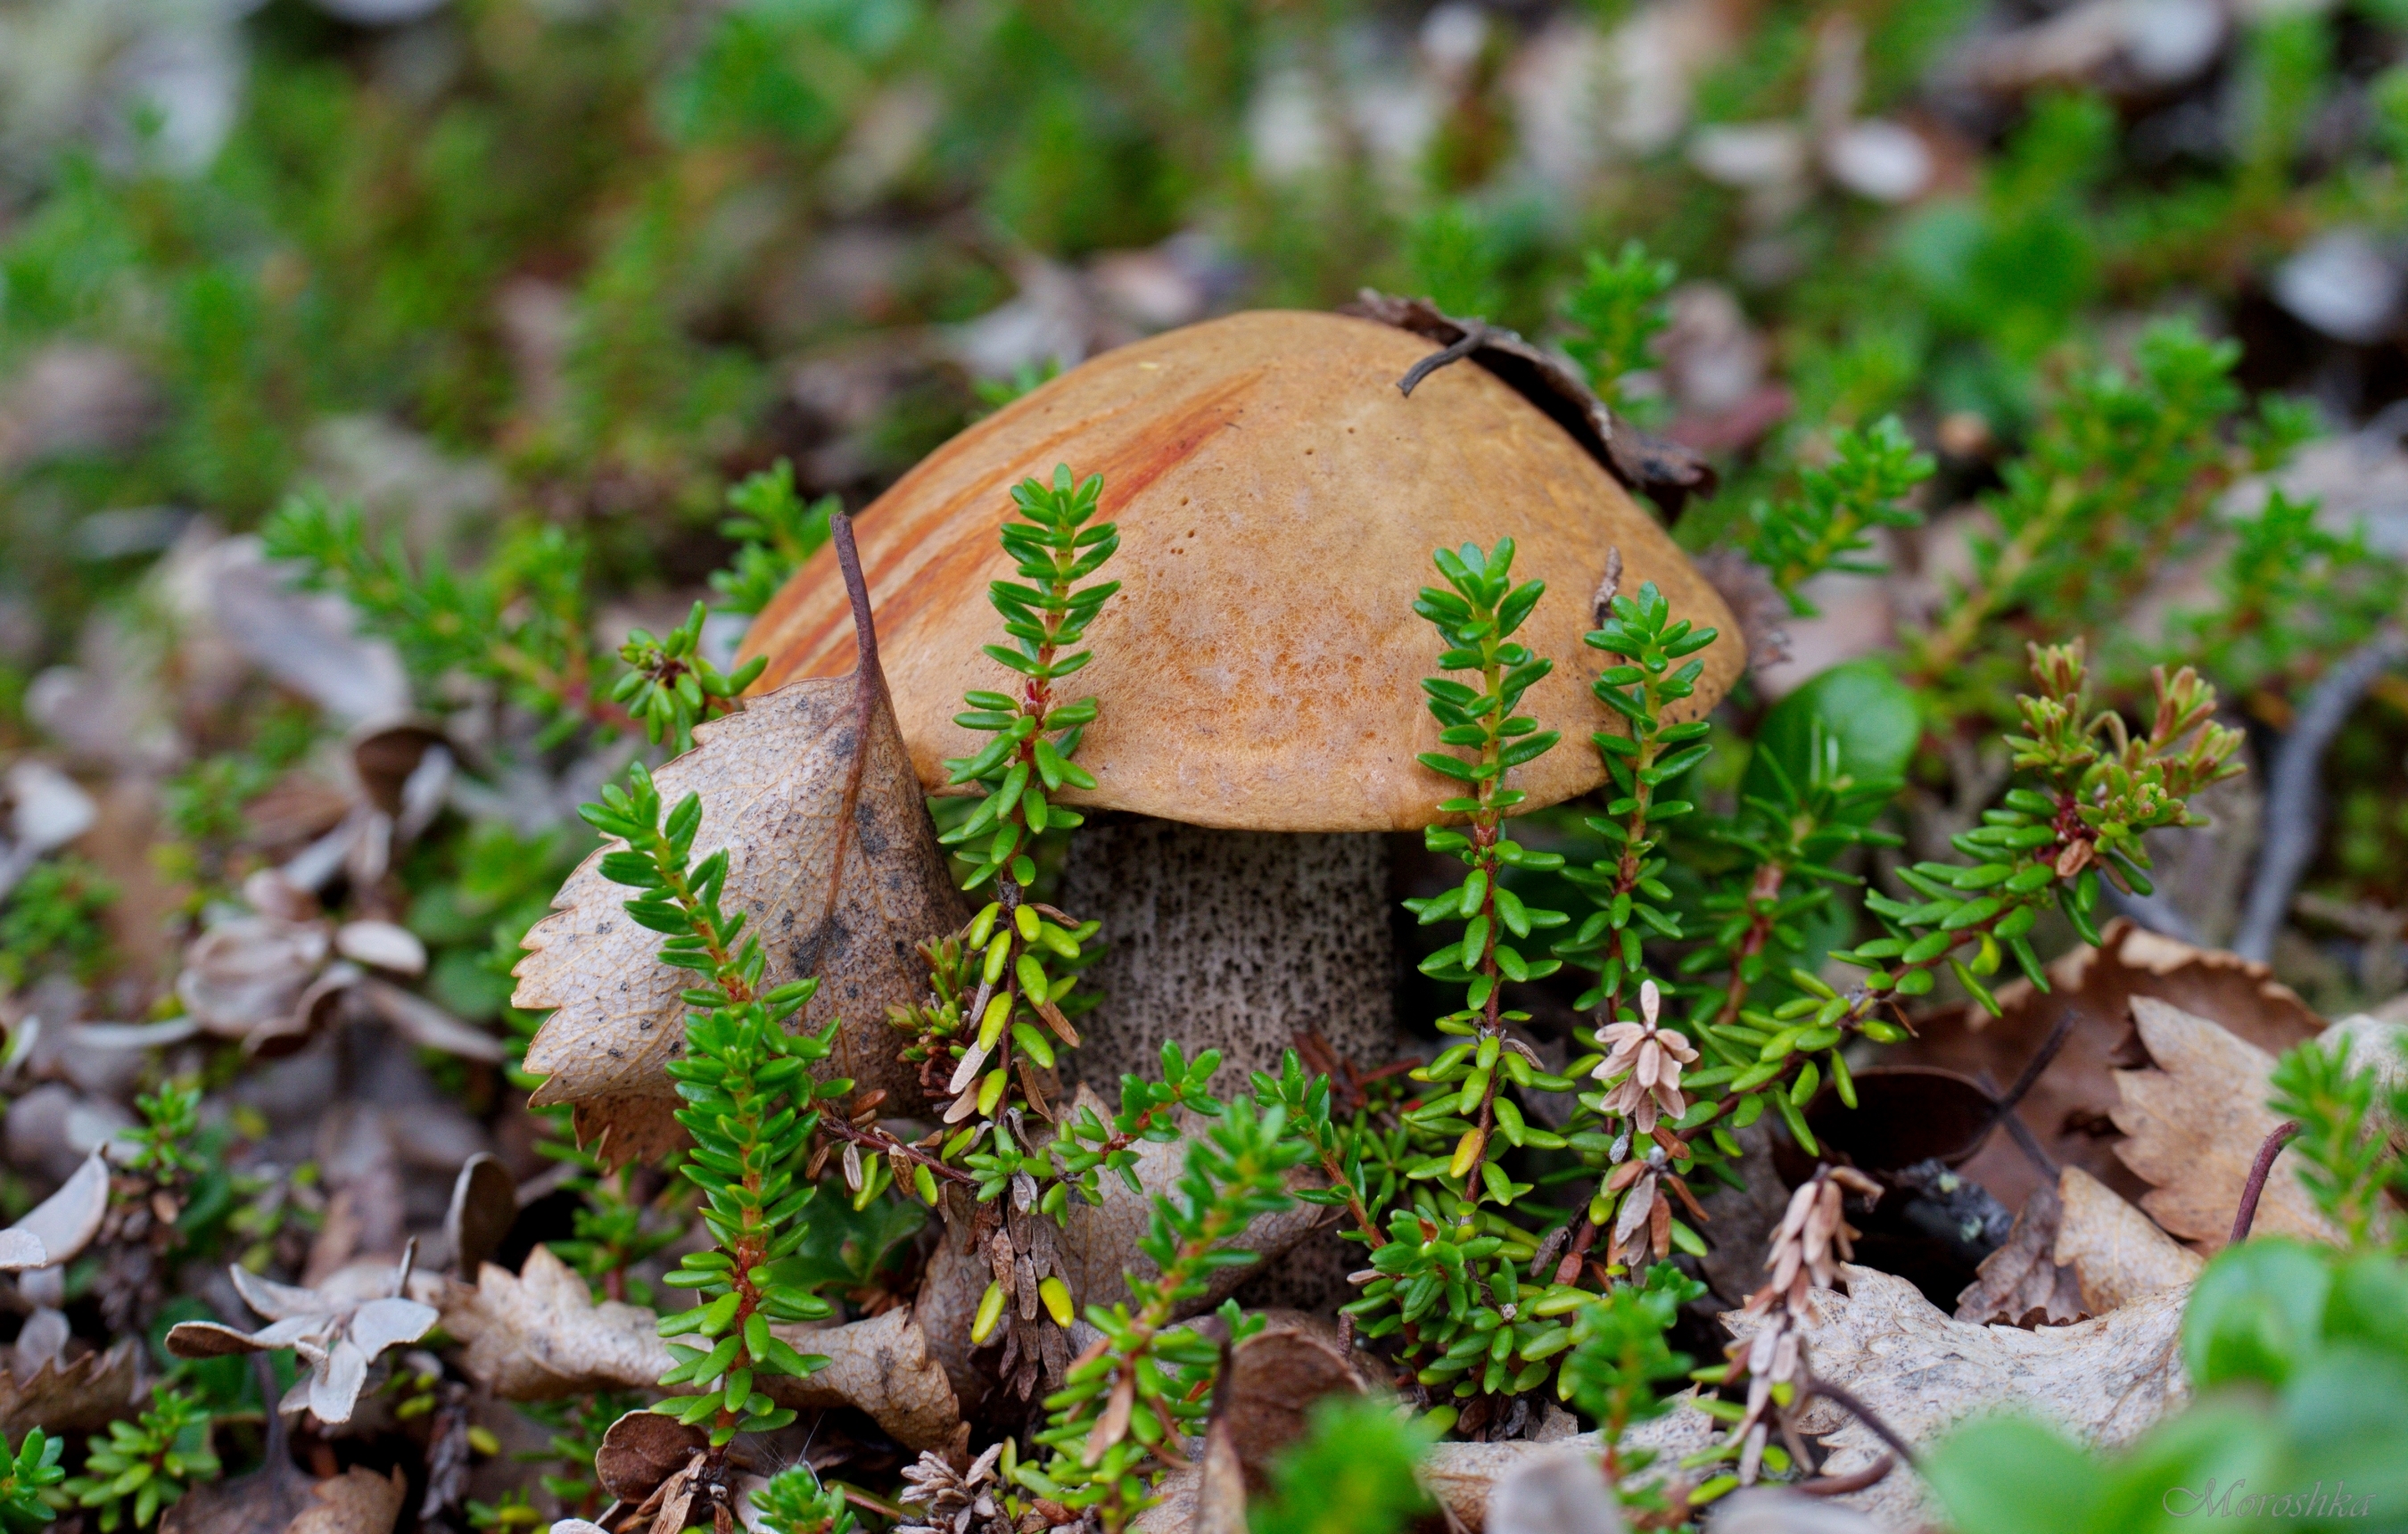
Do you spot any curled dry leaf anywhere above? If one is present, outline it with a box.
[595,1410,708,1505]
[176,908,496,1060]
[1884,918,2324,1212]
[430,1244,963,1448]
[0,1229,43,1271]
[0,757,97,901]
[1727,1266,2191,1532]
[0,1337,141,1436]
[1341,290,1719,513]
[330,920,425,974]
[1112,1313,1371,1534]
[515,662,967,1164]
[2111,996,2354,1252]
[167,1257,438,1424]
[1193,1414,1247,1534]
[443,1152,517,1275]
[1,1148,110,1272]
[177,916,332,1035]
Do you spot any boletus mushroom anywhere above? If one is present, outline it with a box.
[741,309,1745,1089]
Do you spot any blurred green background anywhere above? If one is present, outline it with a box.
[18,0,2408,922]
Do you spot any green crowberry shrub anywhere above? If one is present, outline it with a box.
[580,764,847,1448]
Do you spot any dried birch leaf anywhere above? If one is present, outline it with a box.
[1954,1178,2085,1327]
[2111,997,2352,1252]
[1727,1266,2191,1532]
[515,655,966,1162]
[0,1337,141,1435]
[429,1245,962,1447]
[2052,1166,2202,1313]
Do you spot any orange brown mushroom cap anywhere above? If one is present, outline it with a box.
[740,309,1745,831]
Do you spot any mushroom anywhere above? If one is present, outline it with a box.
[741,309,1744,1087]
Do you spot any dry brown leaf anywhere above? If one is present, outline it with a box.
[2053,1166,2203,1311]
[429,1244,666,1398]
[780,1298,965,1450]
[2111,996,2351,1252]
[1954,1177,2086,1327]
[164,1456,402,1534]
[429,1245,962,1448]
[285,1466,408,1534]
[1728,1266,2190,1532]
[1884,919,2325,1213]
[515,658,966,1163]
[595,1411,707,1505]
[1217,1312,1373,1486]
[0,1337,140,1435]
[163,1458,316,1534]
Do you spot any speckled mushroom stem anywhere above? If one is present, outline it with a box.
[1054,821,1400,1090]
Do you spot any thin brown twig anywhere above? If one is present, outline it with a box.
[1802,1375,1918,1468]
[1396,325,1492,395]
[819,1114,976,1187]
[1797,1455,1896,1497]
[2229,1119,2302,1246]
